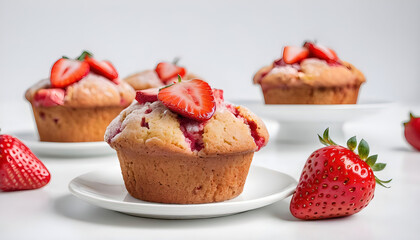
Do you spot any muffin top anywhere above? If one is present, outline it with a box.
[105,80,269,157]
[26,74,135,108]
[124,61,199,90]
[253,42,366,88]
[25,51,135,108]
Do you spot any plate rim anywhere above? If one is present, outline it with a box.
[68,165,297,217]
[233,100,395,110]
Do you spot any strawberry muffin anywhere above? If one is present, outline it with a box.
[105,77,269,204]
[25,51,135,142]
[253,41,366,104]
[124,59,199,90]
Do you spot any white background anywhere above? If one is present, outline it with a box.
[0,0,419,105]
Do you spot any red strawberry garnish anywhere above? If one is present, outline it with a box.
[0,134,51,191]
[50,58,90,88]
[158,76,215,121]
[85,56,119,83]
[283,46,309,64]
[33,88,65,107]
[213,89,224,109]
[135,88,159,104]
[155,62,186,83]
[290,128,391,220]
[404,112,420,151]
[304,41,339,62]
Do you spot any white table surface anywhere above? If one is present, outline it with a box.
[0,101,419,240]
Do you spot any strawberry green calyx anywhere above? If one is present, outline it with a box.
[318,128,392,188]
[318,128,337,146]
[347,136,357,151]
[403,112,416,126]
[77,50,93,61]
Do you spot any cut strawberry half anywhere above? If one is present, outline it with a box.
[84,56,119,82]
[135,88,159,104]
[155,62,186,83]
[50,58,90,88]
[212,89,224,109]
[303,41,339,62]
[33,88,65,107]
[283,46,309,64]
[158,78,215,121]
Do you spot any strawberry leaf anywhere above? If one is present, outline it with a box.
[375,176,392,188]
[358,139,369,160]
[372,163,386,171]
[77,50,93,61]
[347,136,357,151]
[318,134,329,146]
[366,154,378,166]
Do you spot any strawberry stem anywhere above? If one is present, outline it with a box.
[177,74,182,83]
[173,57,180,65]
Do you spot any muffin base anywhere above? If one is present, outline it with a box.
[116,149,254,204]
[31,105,126,142]
[262,84,361,104]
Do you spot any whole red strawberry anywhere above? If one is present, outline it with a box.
[404,112,420,151]
[0,134,51,191]
[290,128,391,220]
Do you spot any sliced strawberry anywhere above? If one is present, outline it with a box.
[283,46,309,64]
[50,58,90,88]
[33,88,65,107]
[304,41,339,62]
[0,134,51,191]
[155,62,186,83]
[213,89,224,109]
[158,79,215,121]
[135,88,159,104]
[85,56,119,82]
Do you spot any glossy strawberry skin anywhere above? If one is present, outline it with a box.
[50,58,90,88]
[0,135,51,191]
[33,88,65,107]
[158,79,215,121]
[290,145,376,220]
[304,42,339,63]
[283,46,309,64]
[155,62,186,83]
[84,56,119,82]
[135,88,159,104]
[404,113,420,151]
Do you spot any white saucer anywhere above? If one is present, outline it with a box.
[237,100,393,143]
[12,130,115,157]
[68,165,297,219]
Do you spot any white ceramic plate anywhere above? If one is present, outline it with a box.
[12,130,115,157]
[68,165,297,219]
[237,100,393,142]
[237,100,392,123]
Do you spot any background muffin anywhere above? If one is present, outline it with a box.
[253,41,366,104]
[25,51,135,142]
[124,60,199,90]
